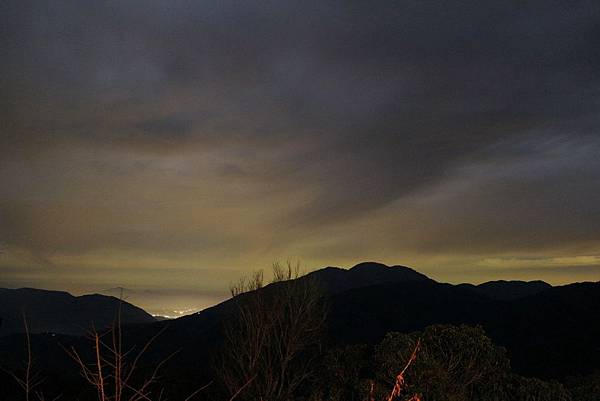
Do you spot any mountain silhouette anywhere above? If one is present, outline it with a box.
[303,261,432,294]
[0,287,156,336]
[458,280,552,300]
[147,262,599,380]
[1,262,598,389]
[323,276,599,379]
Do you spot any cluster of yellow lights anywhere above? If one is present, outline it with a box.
[151,307,197,319]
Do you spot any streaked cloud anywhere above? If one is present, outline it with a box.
[2,0,600,311]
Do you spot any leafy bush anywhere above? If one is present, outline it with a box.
[317,324,573,401]
[373,325,509,401]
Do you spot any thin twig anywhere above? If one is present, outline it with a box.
[229,375,257,401]
[183,380,213,401]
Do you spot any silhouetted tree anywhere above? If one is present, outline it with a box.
[318,325,547,401]
[218,262,327,401]
[63,299,211,401]
[373,325,510,401]
[0,312,57,401]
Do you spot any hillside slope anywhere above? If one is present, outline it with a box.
[0,288,156,336]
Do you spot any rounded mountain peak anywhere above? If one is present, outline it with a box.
[350,261,391,271]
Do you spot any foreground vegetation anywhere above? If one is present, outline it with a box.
[2,264,599,400]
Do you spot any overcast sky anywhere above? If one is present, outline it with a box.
[2,0,600,313]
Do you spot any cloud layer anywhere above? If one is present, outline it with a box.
[2,0,600,305]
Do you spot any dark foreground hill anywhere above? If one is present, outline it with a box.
[147,263,599,380]
[0,287,156,336]
[325,278,600,379]
[1,262,599,399]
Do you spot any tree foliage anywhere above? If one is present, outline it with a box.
[318,324,574,401]
[374,325,509,401]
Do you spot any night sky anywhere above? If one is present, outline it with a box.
[2,0,600,315]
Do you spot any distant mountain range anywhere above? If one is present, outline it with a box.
[0,287,156,336]
[303,261,432,294]
[458,279,552,300]
[1,262,599,385]
[304,261,552,300]
[146,262,598,381]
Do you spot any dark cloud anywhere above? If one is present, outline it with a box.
[2,0,600,304]
[134,114,195,138]
[403,136,600,254]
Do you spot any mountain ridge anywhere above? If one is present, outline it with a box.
[457,279,552,301]
[1,262,599,387]
[0,287,156,337]
[303,261,433,295]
